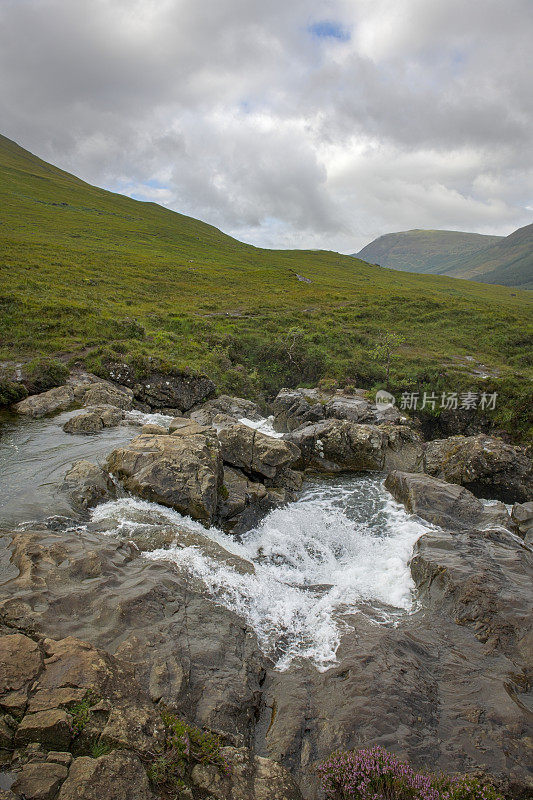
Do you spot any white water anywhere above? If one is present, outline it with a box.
[89,475,431,671]
[237,415,284,438]
[124,409,175,427]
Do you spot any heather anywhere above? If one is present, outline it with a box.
[318,746,503,800]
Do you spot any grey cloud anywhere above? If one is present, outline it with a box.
[0,0,531,252]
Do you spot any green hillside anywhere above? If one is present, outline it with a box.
[1,134,532,437]
[354,229,502,274]
[435,223,533,289]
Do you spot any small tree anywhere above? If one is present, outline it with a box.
[371,331,405,387]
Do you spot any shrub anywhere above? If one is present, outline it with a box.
[318,746,503,800]
[0,379,28,407]
[147,711,229,791]
[23,358,69,394]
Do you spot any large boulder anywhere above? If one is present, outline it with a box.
[11,761,69,800]
[62,460,117,510]
[217,423,301,480]
[106,432,223,523]
[57,752,152,800]
[384,471,513,532]
[63,406,124,435]
[219,466,291,534]
[271,388,407,433]
[190,395,262,426]
[424,434,532,504]
[81,382,133,411]
[13,385,75,418]
[191,746,302,800]
[286,420,423,473]
[103,362,215,412]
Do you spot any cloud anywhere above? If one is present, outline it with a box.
[0,0,531,252]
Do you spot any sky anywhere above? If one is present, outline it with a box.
[0,0,532,253]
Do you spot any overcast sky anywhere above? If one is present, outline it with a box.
[1,0,532,252]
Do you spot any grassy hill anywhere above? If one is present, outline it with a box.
[354,229,502,274]
[1,133,532,437]
[434,223,533,289]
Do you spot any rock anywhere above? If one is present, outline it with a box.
[0,715,15,748]
[219,466,280,534]
[271,389,326,432]
[102,361,215,411]
[11,762,68,800]
[56,752,152,800]
[424,434,533,504]
[286,420,384,472]
[106,432,223,523]
[0,634,43,694]
[271,387,408,433]
[169,418,210,436]
[82,382,133,411]
[384,471,513,532]
[191,746,302,800]
[14,709,71,750]
[46,752,73,768]
[62,460,117,510]
[63,406,124,435]
[13,386,75,418]
[140,423,167,434]
[217,423,301,480]
[511,502,533,544]
[190,395,262,426]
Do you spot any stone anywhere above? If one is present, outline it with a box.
[63,406,123,434]
[217,423,301,479]
[62,460,117,509]
[190,395,262,426]
[46,752,73,768]
[286,419,386,472]
[0,716,15,748]
[14,709,71,749]
[271,388,326,433]
[13,386,74,418]
[11,763,68,800]
[57,752,152,800]
[511,501,533,541]
[140,423,167,434]
[100,701,162,753]
[169,418,210,436]
[106,432,223,523]
[384,471,513,532]
[424,434,533,504]
[191,746,302,800]
[82,382,133,410]
[102,362,215,411]
[0,634,43,693]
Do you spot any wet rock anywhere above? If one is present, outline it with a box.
[14,709,71,750]
[190,395,262,426]
[219,466,288,534]
[424,434,533,504]
[191,746,302,800]
[13,386,75,418]
[106,432,223,523]
[57,752,152,800]
[62,460,117,510]
[11,762,68,800]
[384,471,512,531]
[63,406,124,435]
[82,382,133,411]
[217,423,300,480]
[512,501,533,544]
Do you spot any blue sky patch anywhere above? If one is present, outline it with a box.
[308,20,350,42]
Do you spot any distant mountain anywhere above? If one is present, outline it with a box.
[353,229,502,274]
[353,226,532,289]
[436,223,533,289]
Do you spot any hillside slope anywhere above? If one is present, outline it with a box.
[0,133,532,436]
[354,229,502,274]
[435,223,533,289]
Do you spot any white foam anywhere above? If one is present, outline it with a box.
[90,476,431,671]
[238,415,284,438]
[124,409,175,427]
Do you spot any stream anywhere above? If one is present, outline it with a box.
[0,410,431,670]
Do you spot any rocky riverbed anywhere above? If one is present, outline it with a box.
[0,372,532,799]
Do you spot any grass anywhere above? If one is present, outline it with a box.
[1,133,532,439]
